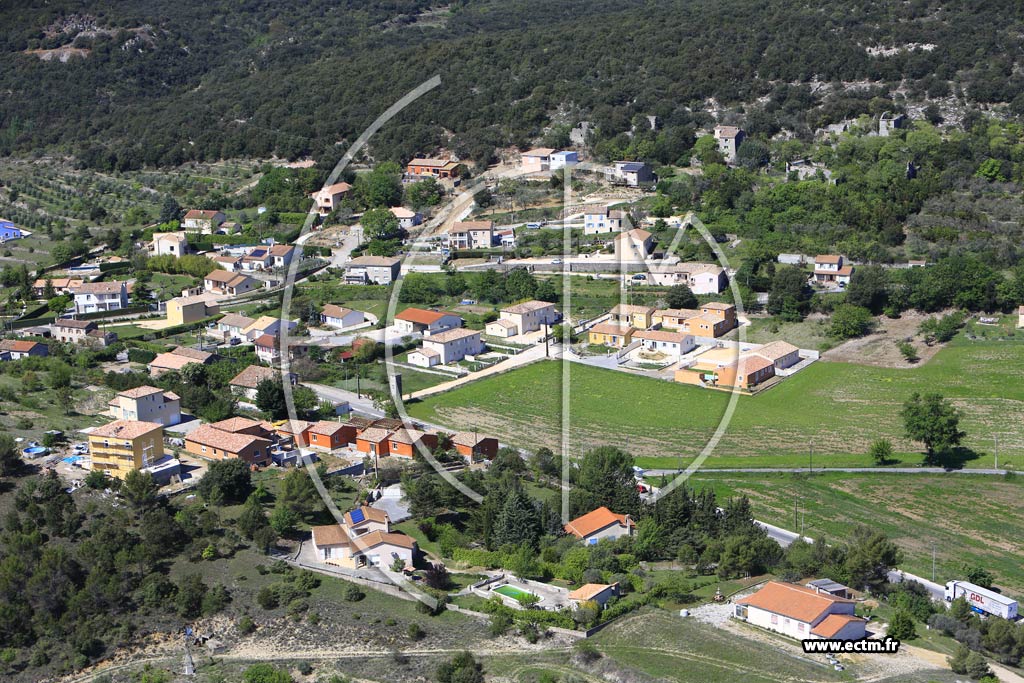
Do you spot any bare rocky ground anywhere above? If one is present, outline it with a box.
[822,310,953,368]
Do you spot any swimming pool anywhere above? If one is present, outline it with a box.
[62,455,82,464]
[493,584,538,603]
[23,446,49,456]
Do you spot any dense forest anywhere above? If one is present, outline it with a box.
[2,0,1024,169]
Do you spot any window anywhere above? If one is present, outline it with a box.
[798,623,805,632]
[770,614,778,625]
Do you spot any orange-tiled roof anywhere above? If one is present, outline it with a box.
[751,341,799,362]
[322,304,354,318]
[424,328,479,344]
[564,507,632,539]
[702,302,735,311]
[502,300,553,315]
[736,354,774,376]
[352,530,416,551]
[210,417,265,433]
[737,582,854,623]
[117,385,165,399]
[0,340,42,353]
[184,209,221,220]
[253,333,277,348]
[589,322,634,336]
[610,304,655,315]
[150,351,210,371]
[451,432,491,448]
[91,419,163,440]
[396,308,449,325]
[811,613,866,638]
[185,424,271,454]
[815,254,842,264]
[522,147,556,157]
[312,524,350,547]
[452,220,493,231]
[634,329,687,343]
[358,427,393,443]
[344,506,389,527]
[307,421,349,436]
[568,583,618,601]
[229,364,276,389]
[656,308,701,320]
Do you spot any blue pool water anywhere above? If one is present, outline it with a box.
[24,446,49,456]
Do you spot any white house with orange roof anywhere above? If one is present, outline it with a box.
[389,207,422,230]
[564,507,634,545]
[394,308,462,335]
[108,386,182,426]
[182,209,226,233]
[734,581,866,641]
[568,583,620,609]
[614,228,654,263]
[813,255,854,285]
[311,182,353,216]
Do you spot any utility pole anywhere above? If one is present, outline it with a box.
[994,433,999,470]
[932,544,936,583]
[808,441,813,473]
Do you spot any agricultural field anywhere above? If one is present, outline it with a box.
[408,332,1024,469]
[689,471,1024,597]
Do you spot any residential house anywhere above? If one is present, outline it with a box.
[273,420,311,448]
[312,526,416,569]
[0,219,23,241]
[609,304,655,330]
[750,340,801,370]
[215,221,243,235]
[213,254,241,272]
[614,228,654,263]
[239,247,273,272]
[229,364,295,401]
[88,420,164,479]
[394,308,462,335]
[269,245,295,269]
[499,300,558,335]
[355,427,394,458]
[415,328,483,365]
[646,262,727,294]
[321,305,365,329]
[32,277,83,297]
[405,158,463,179]
[181,209,225,232]
[152,231,188,256]
[203,270,260,296]
[388,428,438,458]
[675,350,775,389]
[813,255,854,286]
[485,319,519,338]
[210,416,275,438]
[583,205,627,235]
[307,421,356,451]
[108,386,181,426]
[652,308,700,329]
[311,182,353,216]
[447,221,495,250]
[148,346,214,378]
[564,507,634,545]
[611,161,654,186]
[0,340,48,360]
[254,334,280,364]
[588,322,635,348]
[550,151,579,170]
[344,255,402,285]
[568,583,620,609]
[521,148,556,174]
[184,423,272,466]
[451,432,498,461]
[688,302,737,337]
[632,329,696,359]
[389,207,422,230]
[344,506,391,535]
[1019,305,1024,329]
[496,228,516,249]
[166,296,219,326]
[217,313,256,341]
[734,581,866,641]
[51,318,117,347]
[714,126,746,163]
[242,315,297,341]
[785,159,833,183]
[72,281,129,314]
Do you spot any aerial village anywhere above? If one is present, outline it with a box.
[0,109,1019,681]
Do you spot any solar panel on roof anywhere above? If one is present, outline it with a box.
[350,508,365,524]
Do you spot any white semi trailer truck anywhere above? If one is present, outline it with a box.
[945,581,1019,620]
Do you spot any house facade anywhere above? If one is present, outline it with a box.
[405,158,463,179]
[72,281,129,314]
[0,340,48,360]
[613,228,654,263]
[447,221,495,249]
[182,209,225,232]
[583,205,626,235]
[166,296,219,326]
[568,583,620,609]
[321,305,365,329]
[344,256,401,285]
[204,270,260,296]
[307,421,356,451]
[734,582,866,641]
[419,328,483,365]
[311,182,353,216]
[646,262,727,294]
[609,304,655,329]
[521,148,556,173]
[500,300,558,334]
[0,219,23,241]
[564,507,634,545]
[88,420,165,479]
[184,423,272,466]
[451,432,499,461]
[108,386,182,426]
[588,322,635,348]
[714,126,746,163]
[813,255,854,285]
[633,329,696,359]
[611,161,654,186]
[394,308,461,335]
[389,207,422,230]
[152,231,188,256]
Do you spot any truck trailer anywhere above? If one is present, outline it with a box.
[944,581,1018,620]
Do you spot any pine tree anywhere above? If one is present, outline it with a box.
[159,194,181,224]
[492,485,539,548]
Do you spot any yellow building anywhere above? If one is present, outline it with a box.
[588,322,636,348]
[88,420,165,479]
[166,296,219,326]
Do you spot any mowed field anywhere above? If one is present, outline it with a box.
[407,336,1024,469]
[689,472,1024,597]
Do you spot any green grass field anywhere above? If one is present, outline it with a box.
[408,334,1024,469]
[689,471,1024,596]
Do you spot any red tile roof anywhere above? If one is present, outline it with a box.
[811,613,866,638]
[396,308,449,325]
[737,582,855,623]
[564,507,632,539]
